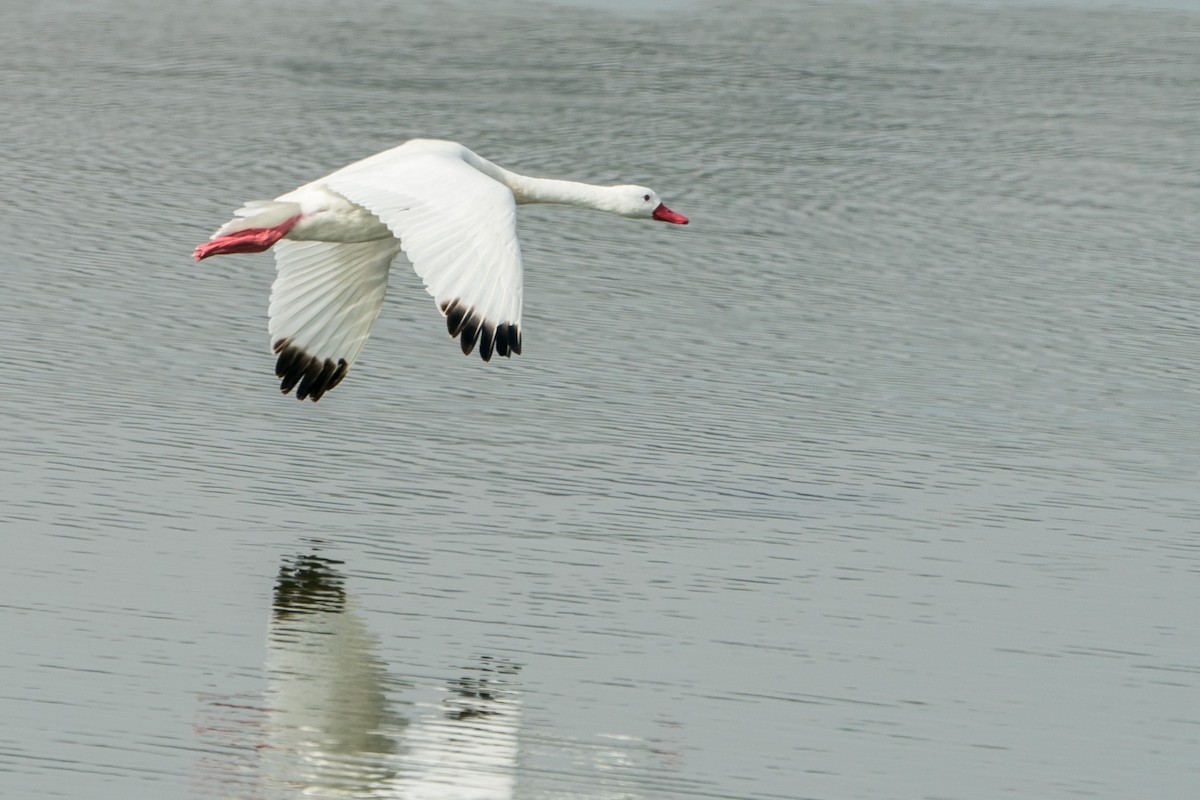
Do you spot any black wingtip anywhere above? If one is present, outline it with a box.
[440,298,521,362]
[479,323,495,362]
[272,338,348,402]
[495,323,510,358]
[444,300,468,337]
[459,312,480,356]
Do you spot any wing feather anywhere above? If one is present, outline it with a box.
[325,154,524,362]
[267,238,402,401]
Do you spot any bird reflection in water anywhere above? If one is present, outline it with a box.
[192,551,523,800]
[260,552,400,795]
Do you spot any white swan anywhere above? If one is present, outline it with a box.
[194,139,688,401]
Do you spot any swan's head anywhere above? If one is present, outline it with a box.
[614,185,688,224]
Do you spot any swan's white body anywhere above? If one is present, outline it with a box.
[195,139,687,401]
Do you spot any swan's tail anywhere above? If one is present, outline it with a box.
[194,201,303,261]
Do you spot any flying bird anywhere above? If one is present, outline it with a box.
[194,139,688,401]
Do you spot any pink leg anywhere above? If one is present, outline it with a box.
[193,214,302,261]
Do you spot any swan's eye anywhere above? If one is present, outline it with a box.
[643,194,651,202]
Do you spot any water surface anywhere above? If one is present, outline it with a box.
[2,1,1199,798]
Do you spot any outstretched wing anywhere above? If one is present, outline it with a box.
[267,238,402,401]
[325,154,524,361]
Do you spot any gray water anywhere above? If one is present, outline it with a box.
[2,0,1199,798]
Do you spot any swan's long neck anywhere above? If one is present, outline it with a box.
[464,152,625,212]
[507,176,624,210]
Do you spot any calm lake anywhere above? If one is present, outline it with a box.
[2,0,1198,798]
